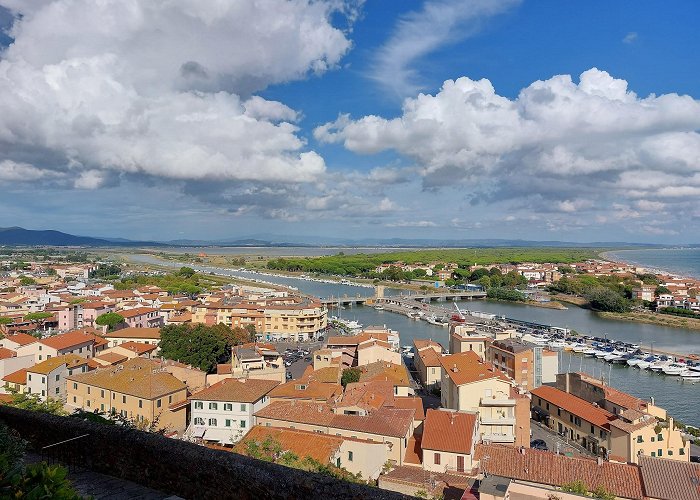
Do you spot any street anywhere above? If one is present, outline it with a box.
[529,419,592,457]
[271,340,324,380]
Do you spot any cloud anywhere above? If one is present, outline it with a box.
[370,0,520,97]
[623,32,638,44]
[0,0,356,187]
[386,220,437,227]
[317,68,700,231]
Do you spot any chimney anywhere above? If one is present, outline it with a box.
[597,456,603,466]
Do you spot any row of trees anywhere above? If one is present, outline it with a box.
[114,267,203,295]
[158,323,256,373]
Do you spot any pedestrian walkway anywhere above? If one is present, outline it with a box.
[26,453,179,500]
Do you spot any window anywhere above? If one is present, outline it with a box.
[55,387,60,394]
[157,399,162,408]
[651,436,655,442]
[657,449,662,457]
[28,374,32,381]
[73,396,76,403]
[240,404,247,412]
[637,436,643,443]
[208,418,217,426]
[73,383,77,390]
[680,448,685,455]
[224,403,233,411]
[169,395,172,404]
[122,395,126,404]
[265,423,271,427]
[668,450,673,456]
[591,425,594,433]
[225,419,231,427]
[101,390,105,397]
[651,452,656,457]
[433,453,440,465]
[87,387,90,394]
[42,377,45,383]
[194,417,205,425]
[41,390,45,396]
[86,400,91,407]
[657,434,663,441]
[209,402,218,410]
[240,420,246,428]
[139,400,143,409]
[348,451,354,462]
[100,404,104,411]
[55,374,60,382]
[194,401,203,409]
[575,417,581,426]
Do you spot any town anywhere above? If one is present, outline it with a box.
[1,252,699,499]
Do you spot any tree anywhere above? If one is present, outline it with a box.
[95,312,125,331]
[477,275,492,289]
[7,392,67,416]
[177,266,196,278]
[159,324,229,373]
[654,285,671,296]
[23,312,54,331]
[341,367,362,387]
[585,287,630,313]
[19,276,36,286]
[0,316,12,326]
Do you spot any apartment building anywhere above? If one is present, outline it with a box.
[103,327,160,349]
[449,325,489,360]
[235,426,388,480]
[253,400,416,465]
[15,329,107,363]
[412,339,443,390]
[421,409,479,474]
[58,301,114,331]
[66,358,188,433]
[118,307,163,328]
[188,378,279,445]
[230,342,285,383]
[487,338,558,389]
[530,385,689,463]
[439,351,530,447]
[25,354,95,401]
[324,332,401,368]
[263,301,327,341]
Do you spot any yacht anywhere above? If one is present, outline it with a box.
[603,350,625,362]
[636,356,657,370]
[649,358,671,372]
[662,362,686,376]
[548,340,567,350]
[680,369,700,380]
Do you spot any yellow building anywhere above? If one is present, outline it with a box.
[412,339,443,390]
[66,358,188,434]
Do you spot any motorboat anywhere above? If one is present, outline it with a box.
[612,353,634,364]
[680,369,700,380]
[548,340,567,350]
[572,344,588,353]
[662,362,686,376]
[595,347,614,359]
[649,359,671,372]
[636,356,657,370]
[583,347,598,356]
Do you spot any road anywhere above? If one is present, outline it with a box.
[271,340,324,380]
[530,419,592,457]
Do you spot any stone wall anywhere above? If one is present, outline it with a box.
[0,406,409,500]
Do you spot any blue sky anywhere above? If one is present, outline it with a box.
[0,0,699,243]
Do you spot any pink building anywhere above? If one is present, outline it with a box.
[119,307,163,328]
[58,302,114,331]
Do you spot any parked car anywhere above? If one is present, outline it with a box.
[286,371,293,380]
[530,439,548,451]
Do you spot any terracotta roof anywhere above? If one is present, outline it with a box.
[67,358,186,400]
[118,341,157,354]
[2,368,27,384]
[439,351,509,386]
[255,400,415,438]
[393,396,425,421]
[418,347,442,367]
[234,426,343,463]
[577,373,648,411]
[413,339,443,352]
[269,379,342,402]
[117,307,158,318]
[340,380,395,410]
[40,330,98,350]
[358,361,410,387]
[4,332,38,346]
[190,378,279,403]
[0,347,16,360]
[422,409,477,455]
[638,454,700,500]
[531,386,615,429]
[104,327,160,339]
[474,444,644,500]
[93,352,128,365]
[27,354,92,375]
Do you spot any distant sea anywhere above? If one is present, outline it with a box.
[605,248,700,279]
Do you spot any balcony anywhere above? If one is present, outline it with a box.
[480,416,516,425]
[480,397,516,406]
[481,433,516,443]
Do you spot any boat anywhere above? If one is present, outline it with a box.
[583,347,598,356]
[612,353,633,364]
[680,369,700,380]
[572,344,588,353]
[662,362,686,376]
[373,305,384,311]
[649,359,671,372]
[627,355,646,367]
[595,348,614,359]
[604,350,625,362]
[548,340,567,350]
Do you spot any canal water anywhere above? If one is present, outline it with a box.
[127,254,700,426]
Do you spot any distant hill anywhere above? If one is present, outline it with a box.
[0,227,158,247]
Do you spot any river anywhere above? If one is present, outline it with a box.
[126,253,700,426]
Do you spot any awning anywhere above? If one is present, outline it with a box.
[192,427,206,438]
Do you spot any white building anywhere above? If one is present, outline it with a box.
[25,354,94,401]
[188,378,280,445]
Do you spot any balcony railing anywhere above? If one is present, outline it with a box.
[481,432,516,443]
[480,416,516,425]
[480,397,516,406]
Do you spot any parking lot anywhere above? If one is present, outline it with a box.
[271,340,324,380]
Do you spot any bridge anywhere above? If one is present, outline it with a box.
[320,290,486,307]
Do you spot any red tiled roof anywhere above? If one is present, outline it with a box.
[2,368,27,384]
[531,386,615,429]
[40,330,99,350]
[638,454,700,500]
[190,378,279,403]
[474,444,644,500]
[0,347,16,360]
[439,351,509,386]
[4,332,38,346]
[393,396,425,421]
[422,409,477,455]
[234,426,343,463]
[117,307,158,318]
[118,341,157,354]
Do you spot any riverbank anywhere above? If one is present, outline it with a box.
[598,310,700,332]
[550,293,589,306]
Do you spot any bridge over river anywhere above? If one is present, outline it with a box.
[320,290,486,307]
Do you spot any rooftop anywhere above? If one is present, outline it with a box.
[531,385,616,429]
[234,426,343,463]
[422,409,477,455]
[27,354,93,375]
[190,378,280,403]
[474,444,644,500]
[438,351,509,386]
[40,330,100,350]
[638,454,700,500]
[104,327,160,339]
